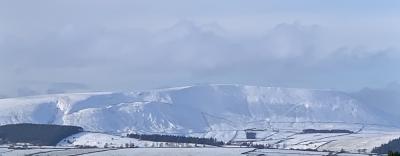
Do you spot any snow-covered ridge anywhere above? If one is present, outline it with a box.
[0,84,388,134]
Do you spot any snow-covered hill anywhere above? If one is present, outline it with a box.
[0,84,390,134]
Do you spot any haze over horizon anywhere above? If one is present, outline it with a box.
[0,0,399,97]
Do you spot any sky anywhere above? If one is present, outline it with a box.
[0,0,399,97]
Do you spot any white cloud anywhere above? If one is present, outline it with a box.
[0,0,399,97]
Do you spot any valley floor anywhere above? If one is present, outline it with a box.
[0,147,380,156]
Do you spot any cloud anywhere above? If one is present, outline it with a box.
[0,1,399,97]
[17,87,40,97]
[352,82,400,124]
[46,82,89,94]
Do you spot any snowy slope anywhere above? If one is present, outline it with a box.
[0,84,390,134]
[57,132,216,148]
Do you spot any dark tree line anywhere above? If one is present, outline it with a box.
[0,123,83,146]
[388,151,400,156]
[241,143,271,149]
[302,129,354,134]
[372,137,400,154]
[127,133,224,146]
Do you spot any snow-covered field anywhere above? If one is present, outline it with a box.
[58,132,205,148]
[84,148,253,156]
[0,147,70,156]
[0,147,380,156]
[248,130,400,153]
[205,123,400,153]
[54,128,399,154]
[246,149,376,156]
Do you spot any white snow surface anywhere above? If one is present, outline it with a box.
[0,84,391,133]
[83,148,253,156]
[58,132,148,147]
[1,85,400,153]
[58,132,202,148]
